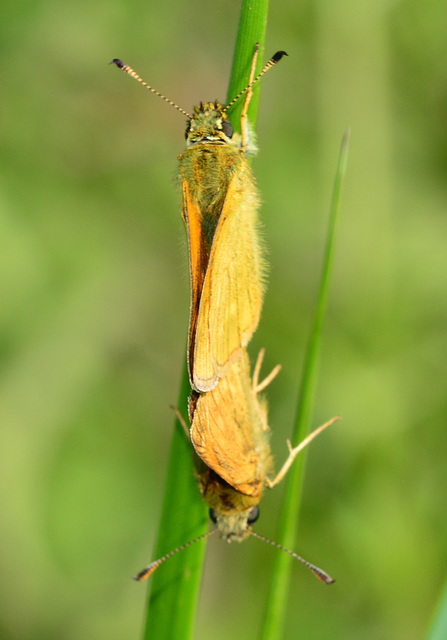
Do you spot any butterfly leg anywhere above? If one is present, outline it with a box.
[252,348,281,432]
[240,43,260,152]
[265,416,341,488]
[253,347,281,394]
[170,405,191,440]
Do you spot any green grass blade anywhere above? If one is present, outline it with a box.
[260,130,350,640]
[140,2,271,638]
[141,362,208,640]
[226,0,270,131]
[424,578,447,640]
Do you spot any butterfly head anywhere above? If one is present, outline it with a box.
[209,505,260,542]
[185,102,234,146]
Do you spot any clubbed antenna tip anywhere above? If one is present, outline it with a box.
[132,529,216,582]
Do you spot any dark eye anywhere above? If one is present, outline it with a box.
[221,120,233,138]
[209,508,218,523]
[247,506,259,524]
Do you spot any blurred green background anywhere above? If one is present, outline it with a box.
[1,1,446,639]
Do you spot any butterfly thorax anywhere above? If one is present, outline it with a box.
[185,102,236,147]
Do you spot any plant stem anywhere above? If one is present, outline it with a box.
[140,2,272,638]
[260,130,350,640]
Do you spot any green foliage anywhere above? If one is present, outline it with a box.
[226,0,269,129]
[425,578,447,640]
[141,365,208,640]
[1,1,447,640]
[261,130,349,640]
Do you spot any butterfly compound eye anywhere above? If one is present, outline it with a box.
[247,506,260,524]
[209,508,218,524]
[221,120,233,138]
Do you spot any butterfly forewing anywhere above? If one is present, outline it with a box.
[181,144,263,392]
[190,351,271,496]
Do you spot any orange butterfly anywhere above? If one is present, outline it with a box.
[111,48,287,392]
[180,49,287,391]
[135,348,338,583]
[190,349,338,542]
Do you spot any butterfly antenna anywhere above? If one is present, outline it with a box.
[133,528,216,581]
[249,530,335,584]
[224,49,288,112]
[110,59,192,118]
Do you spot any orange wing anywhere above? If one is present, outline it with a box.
[190,351,270,496]
[182,180,210,383]
[187,161,264,392]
